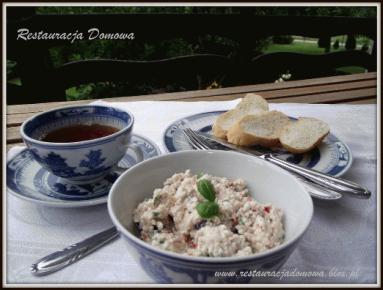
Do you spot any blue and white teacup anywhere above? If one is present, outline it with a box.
[20,105,142,184]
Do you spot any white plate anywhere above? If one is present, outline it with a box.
[163,111,352,177]
[7,134,161,208]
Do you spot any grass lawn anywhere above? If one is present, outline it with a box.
[336,66,365,74]
[263,42,325,54]
[263,41,366,74]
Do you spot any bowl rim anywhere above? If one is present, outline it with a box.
[108,150,314,263]
[20,104,134,147]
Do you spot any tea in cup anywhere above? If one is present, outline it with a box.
[20,105,142,184]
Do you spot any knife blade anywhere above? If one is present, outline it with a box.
[192,131,271,156]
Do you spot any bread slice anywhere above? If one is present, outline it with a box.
[212,110,244,139]
[227,111,290,147]
[280,117,330,153]
[212,94,268,139]
[234,93,269,111]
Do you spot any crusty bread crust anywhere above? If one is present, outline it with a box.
[235,93,269,111]
[212,121,228,139]
[212,110,238,139]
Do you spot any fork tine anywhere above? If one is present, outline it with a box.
[186,129,214,149]
[182,129,204,150]
[184,128,211,150]
[185,128,210,150]
[189,129,259,154]
[182,129,208,150]
[188,129,226,150]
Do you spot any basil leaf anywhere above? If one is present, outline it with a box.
[196,201,219,219]
[197,179,216,202]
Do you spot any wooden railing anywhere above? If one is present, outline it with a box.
[7,9,377,104]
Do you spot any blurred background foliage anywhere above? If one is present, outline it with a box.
[35,6,376,17]
[8,6,377,100]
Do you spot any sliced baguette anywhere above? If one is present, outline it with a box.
[227,111,290,147]
[212,94,268,139]
[280,117,330,153]
[212,110,244,139]
[234,93,269,111]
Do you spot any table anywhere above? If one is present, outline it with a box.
[6,72,377,151]
[5,73,378,285]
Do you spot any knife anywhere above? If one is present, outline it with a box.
[189,131,342,199]
[195,131,273,155]
[30,227,119,276]
[191,130,371,199]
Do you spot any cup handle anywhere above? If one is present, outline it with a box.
[128,143,144,163]
[113,143,144,175]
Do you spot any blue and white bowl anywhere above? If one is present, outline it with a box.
[20,105,134,184]
[108,150,313,283]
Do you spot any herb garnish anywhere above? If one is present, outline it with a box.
[196,179,219,218]
[197,179,216,202]
[196,201,219,218]
[152,211,160,217]
[153,195,161,206]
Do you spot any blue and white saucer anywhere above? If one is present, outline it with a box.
[7,134,161,208]
[163,111,352,177]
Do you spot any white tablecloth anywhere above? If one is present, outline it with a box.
[6,100,378,285]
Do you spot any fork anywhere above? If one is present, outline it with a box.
[182,128,341,200]
[183,128,370,199]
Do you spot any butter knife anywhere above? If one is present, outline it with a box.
[30,227,119,276]
[193,130,371,199]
